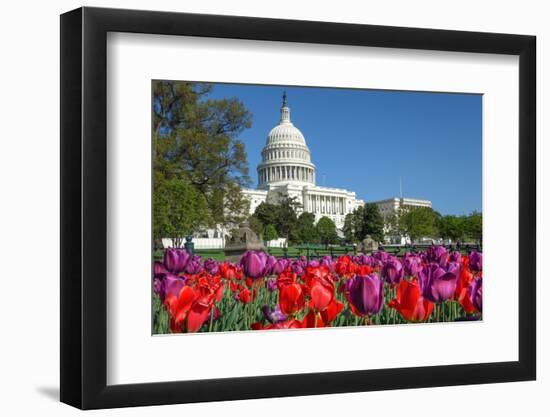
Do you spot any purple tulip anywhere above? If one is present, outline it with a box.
[308,260,320,268]
[153,277,164,297]
[418,262,458,303]
[381,258,404,285]
[468,277,483,312]
[449,251,462,263]
[346,274,384,316]
[184,255,203,275]
[426,246,449,267]
[373,250,390,263]
[454,315,481,322]
[262,305,287,323]
[203,258,219,275]
[154,261,168,276]
[403,255,422,277]
[162,273,186,300]
[320,255,335,271]
[240,250,268,279]
[266,278,278,292]
[353,254,373,266]
[271,258,290,275]
[290,260,305,276]
[469,251,483,272]
[264,255,277,276]
[163,248,190,274]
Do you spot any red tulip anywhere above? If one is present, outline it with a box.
[320,298,344,323]
[334,255,357,277]
[301,311,326,328]
[279,283,305,315]
[357,264,373,275]
[456,266,477,313]
[219,262,241,280]
[253,319,304,330]
[186,300,212,333]
[164,285,196,332]
[277,270,299,288]
[238,288,252,303]
[388,279,434,322]
[304,266,335,312]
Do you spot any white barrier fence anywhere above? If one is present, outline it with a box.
[162,237,288,250]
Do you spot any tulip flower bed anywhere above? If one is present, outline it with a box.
[152,246,482,334]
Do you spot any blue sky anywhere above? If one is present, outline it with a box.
[206,83,482,216]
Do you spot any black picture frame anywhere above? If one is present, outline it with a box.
[60,6,536,410]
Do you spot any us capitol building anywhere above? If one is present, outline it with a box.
[188,94,432,248]
[241,94,365,230]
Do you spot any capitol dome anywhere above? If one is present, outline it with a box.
[257,93,316,189]
[266,104,306,145]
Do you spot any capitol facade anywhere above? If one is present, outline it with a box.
[241,94,364,230]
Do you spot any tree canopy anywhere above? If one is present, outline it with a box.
[316,216,338,246]
[152,80,252,232]
[250,196,302,241]
[438,211,482,243]
[153,175,210,248]
[362,203,384,242]
[262,224,279,242]
[398,206,440,242]
[295,212,319,244]
[342,203,384,242]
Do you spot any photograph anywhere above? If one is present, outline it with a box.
[151,81,483,334]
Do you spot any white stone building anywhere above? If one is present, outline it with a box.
[373,197,433,244]
[242,94,364,230]
[374,197,432,219]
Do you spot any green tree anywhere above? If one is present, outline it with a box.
[351,205,366,240]
[342,213,355,242]
[362,203,384,242]
[316,216,338,246]
[253,202,279,230]
[295,212,319,244]
[152,80,253,227]
[247,215,264,237]
[275,197,301,241]
[438,215,466,242]
[398,206,439,242]
[263,224,279,242]
[384,212,400,239]
[153,176,209,247]
[465,211,482,243]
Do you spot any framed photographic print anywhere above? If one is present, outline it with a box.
[60,6,536,409]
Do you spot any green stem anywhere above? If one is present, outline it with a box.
[208,305,215,332]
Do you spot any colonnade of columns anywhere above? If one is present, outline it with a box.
[306,194,346,215]
[259,165,315,184]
